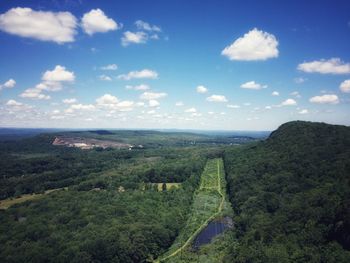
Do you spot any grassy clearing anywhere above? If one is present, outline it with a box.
[0,188,66,209]
[156,158,232,262]
[155,183,181,191]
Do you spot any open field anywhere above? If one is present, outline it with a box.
[0,188,66,209]
[156,158,232,262]
[155,183,181,191]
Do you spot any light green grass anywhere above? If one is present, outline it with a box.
[155,183,181,191]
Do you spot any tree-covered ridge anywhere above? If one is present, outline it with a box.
[224,121,350,262]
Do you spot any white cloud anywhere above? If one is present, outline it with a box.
[272,91,279,96]
[281,98,297,106]
[99,74,112,81]
[298,109,309,114]
[20,65,74,99]
[206,95,228,102]
[125,84,150,90]
[340,79,350,93]
[290,91,301,98]
[118,69,158,80]
[196,85,208,93]
[115,100,134,111]
[309,94,339,104]
[175,101,184,106]
[149,99,160,107]
[227,104,240,109]
[265,106,272,110]
[96,94,119,105]
[42,65,75,82]
[81,9,119,35]
[150,34,159,40]
[101,64,118,71]
[185,107,197,113]
[62,98,77,104]
[140,91,167,100]
[95,94,134,112]
[121,31,148,46]
[51,115,65,120]
[135,20,161,32]
[67,104,96,112]
[221,28,279,61]
[6,99,22,106]
[0,7,77,44]
[294,77,306,84]
[20,88,50,100]
[0,78,16,90]
[297,58,350,74]
[240,81,267,90]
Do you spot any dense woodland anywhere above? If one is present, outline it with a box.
[1,122,350,262]
[0,131,219,262]
[223,121,350,262]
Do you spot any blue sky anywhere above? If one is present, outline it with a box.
[0,0,350,130]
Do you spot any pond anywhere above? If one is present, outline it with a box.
[192,217,233,249]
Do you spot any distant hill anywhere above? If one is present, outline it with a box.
[224,121,350,262]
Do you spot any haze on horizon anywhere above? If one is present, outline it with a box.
[0,0,350,131]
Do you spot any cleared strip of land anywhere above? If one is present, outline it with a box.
[156,158,231,262]
[0,188,66,209]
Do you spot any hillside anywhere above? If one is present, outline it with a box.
[223,121,350,262]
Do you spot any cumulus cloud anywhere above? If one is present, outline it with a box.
[96,94,119,105]
[66,103,95,113]
[6,99,22,106]
[290,91,301,98]
[206,94,228,102]
[298,109,309,114]
[272,91,279,96]
[309,94,339,104]
[140,91,167,100]
[99,74,112,81]
[0,78,16,90]
[135,20,161,32]
[81,9,119,35]
[175,101,184,106]
[297,58,350,74]
[42,65,75,83]
[340,79,350,93]
[125,84,150,91]
[227,104,240,109]
[0,7,77,43]
[95,94,134,112]
[118,69,158,80]
[196,85,208,93]
[221,28,279,61]
[62,98,77,104]
[185,107,197,113]
[149,99,160,107]
[240,81,267,90]
[280,98,297,106]
[101,64,118,71]
[20,88,50,100]
[20,65,74,100]
[121,31,148,46]
[294,77,306,84]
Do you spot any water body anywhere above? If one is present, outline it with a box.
[192,217,233,249]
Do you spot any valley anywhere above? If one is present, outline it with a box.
[0,121,349,262]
